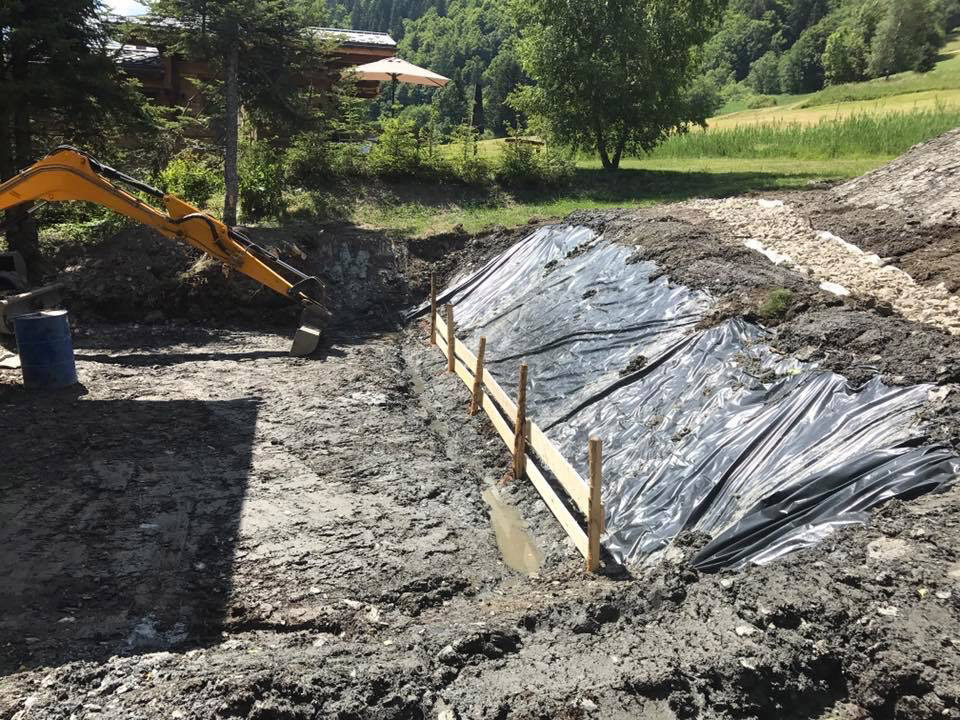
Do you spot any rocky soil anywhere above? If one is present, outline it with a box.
[2,134,960,719]
[2,319,959,720]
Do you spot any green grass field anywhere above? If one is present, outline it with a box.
[351,157,883,236]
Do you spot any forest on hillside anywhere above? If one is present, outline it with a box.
[318,0,960,135]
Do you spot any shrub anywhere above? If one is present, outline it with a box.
[158,152,222,208]
[495,134,540,187]
[239,140,286,222]
[368,118,422,177]
[449,123,492,186]
[495,128,576,189]
[284,131,334,189]
[757,289,794,320]
[330,142,372,178]
[746,95,777,109]
[537,147,576,187]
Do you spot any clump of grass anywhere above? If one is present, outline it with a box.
[756,288,794,320]
[649,106,960,160]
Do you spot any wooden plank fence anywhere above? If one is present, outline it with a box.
[431,286,605,572]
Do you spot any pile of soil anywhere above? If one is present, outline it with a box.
[832,129,960,227]
[784,128,960,295]
[693,198,960,335]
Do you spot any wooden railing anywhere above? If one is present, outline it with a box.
[428,278,605,572]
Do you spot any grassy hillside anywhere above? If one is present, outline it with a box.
[712,31,960,128]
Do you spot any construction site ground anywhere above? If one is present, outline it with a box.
[3,137,960,720]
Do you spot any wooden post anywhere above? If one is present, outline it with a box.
[512,364,528,480]
[469,337,487,416]
[445,304,455,373]
[586,438,603,573]
[429,273,437,346]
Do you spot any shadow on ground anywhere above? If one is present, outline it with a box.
[0,393,259,675]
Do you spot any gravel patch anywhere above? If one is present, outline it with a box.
[694,197,960,335]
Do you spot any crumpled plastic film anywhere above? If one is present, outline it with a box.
[413,226,959,569]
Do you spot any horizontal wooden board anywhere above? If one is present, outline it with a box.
[481,392,516,449]
[453,357,474,389]
[526,461,589,559]
[529,422,590,516]
[454,336,478,368]
[481,368,518,419]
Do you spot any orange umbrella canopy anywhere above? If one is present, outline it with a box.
[350,56,450,88]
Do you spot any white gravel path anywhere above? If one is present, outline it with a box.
[692,197,960,336]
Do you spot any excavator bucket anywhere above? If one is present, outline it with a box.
[290,305,327,357]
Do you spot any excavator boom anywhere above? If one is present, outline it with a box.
[0,147,326,355]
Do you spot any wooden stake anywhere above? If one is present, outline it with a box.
[429,273,437,346]
[586,438,603,573]
[512,364,528,480]
[469,337,487,416]
[445,304,455,373]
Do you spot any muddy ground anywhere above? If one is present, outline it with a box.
[3,317,960,720]
[3,165,960,718]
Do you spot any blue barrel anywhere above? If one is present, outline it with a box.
[14,310,78,389]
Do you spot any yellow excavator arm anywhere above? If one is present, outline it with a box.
[0,146,326,354]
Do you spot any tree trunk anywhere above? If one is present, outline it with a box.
[223,40,240,227]
[596,129,614,171]
[611,133,627,171]
[6,30,39,275]
[0,109,11,182]
[0,28,12,182]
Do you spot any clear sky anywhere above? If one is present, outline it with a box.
[105,0,147,15]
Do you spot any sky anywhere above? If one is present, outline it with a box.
[105,0,147,15]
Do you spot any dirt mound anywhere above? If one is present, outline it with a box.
[694,198,960,336]
[49,226,286,325]
[832,128,960,227]
[44,222,406,329]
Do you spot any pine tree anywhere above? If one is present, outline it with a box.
[146,0,329,225]
[0,0,146,270]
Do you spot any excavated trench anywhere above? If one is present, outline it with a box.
[1,185,960,719]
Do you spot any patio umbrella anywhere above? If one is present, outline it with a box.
[350,56,450,114]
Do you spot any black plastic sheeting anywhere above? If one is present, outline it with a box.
[411,226,960,569]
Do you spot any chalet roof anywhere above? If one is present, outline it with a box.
[107,15,397,53]
[107,40,163,70]
[310,28,397,50]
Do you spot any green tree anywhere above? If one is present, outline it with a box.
[747,50,782,93]
[777,18,835,93]
[702,9,779,82]
[398,0,518,134]
[867,0,942,78]
[482,40,525,134]
[146,0,328,225]
[510,0,726,170]
[0,0,150,270]
[822,26,867,84]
